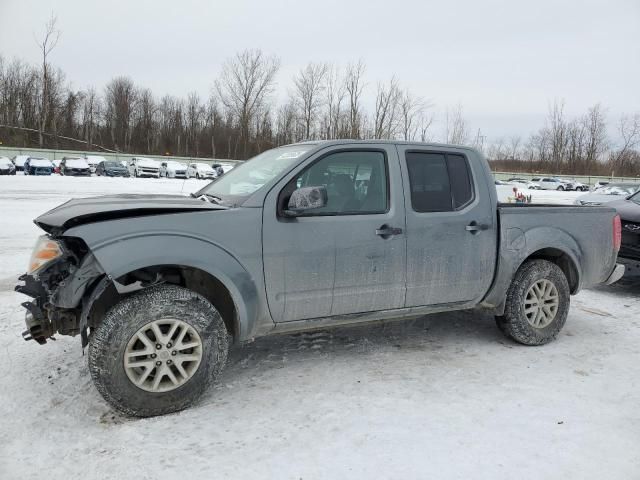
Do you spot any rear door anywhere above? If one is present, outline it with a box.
[397,146,497,307]
[262,144,406,322]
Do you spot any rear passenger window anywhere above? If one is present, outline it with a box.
[447,154,473,208]
[405,151,474,212]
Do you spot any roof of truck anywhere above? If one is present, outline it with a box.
[288,139,479,152]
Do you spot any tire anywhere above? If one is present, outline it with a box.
[557,186,564,191]
[495,259,570,346]
[88,284,229,417]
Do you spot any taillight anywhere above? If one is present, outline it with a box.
[613,214,621,251]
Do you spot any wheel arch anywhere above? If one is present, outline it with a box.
[73,234,261,343]
[482,226,583,314]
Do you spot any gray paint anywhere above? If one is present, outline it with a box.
[32,140,620,343]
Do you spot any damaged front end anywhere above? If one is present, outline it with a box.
[15,235,105,345]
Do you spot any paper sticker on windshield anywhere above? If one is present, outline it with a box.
[276,151,306,160]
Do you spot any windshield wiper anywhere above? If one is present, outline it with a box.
[191,192,223,204]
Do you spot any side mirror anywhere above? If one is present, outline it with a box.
[284,186,328,217]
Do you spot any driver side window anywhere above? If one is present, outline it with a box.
[290,150,388,215]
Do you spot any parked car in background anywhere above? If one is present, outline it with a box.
[96,160,130,177]
[0,156,16,175]
[528,177,572,190]
[12,155,30,172]
[60,157,91,176]
[609,191,640,277]
[560,178,589,191]
[129,157,160,178]
[593,181,610,190]
[186,162,216,179]
[24,157,54,176]
[52,160,61,174]
[507,177,531,186]
[574,183,640,206]
[85,155,107,174]
[160,160,188,178]
[16,140,624,417]
[212,163,225,177]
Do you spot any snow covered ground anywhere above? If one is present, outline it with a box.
[0,176,638,479]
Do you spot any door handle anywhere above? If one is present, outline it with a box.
[466,222,489,233]
[376,224,403,238]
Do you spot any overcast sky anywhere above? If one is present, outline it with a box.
[1,0,638,142]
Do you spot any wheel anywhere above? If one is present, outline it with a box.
[495,259,570,346]
[88,284,229,417]
[196,173,201,179]
[557,186,564,191]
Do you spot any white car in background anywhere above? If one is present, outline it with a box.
[527,177,572,190]
[559,178,589,191]
[186,162,216,179]
[128,157,160,178]
[160,160,188,178]
[0,156,16,175]
[12,155,30,172]
[84,155,107,174]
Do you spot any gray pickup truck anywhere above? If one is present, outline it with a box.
[16,140,624,416]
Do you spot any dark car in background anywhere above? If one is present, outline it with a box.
[96,160,130,177]
[24,157,54,175]
[60,157,91,176]
[0,156,16,175]
[610,191,640,277]
[212,163,225,177]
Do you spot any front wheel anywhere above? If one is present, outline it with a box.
[557,186,564,191]
[496,259,570,346]
[88,285,229,417]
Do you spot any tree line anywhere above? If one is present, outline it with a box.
[0,17,638,175]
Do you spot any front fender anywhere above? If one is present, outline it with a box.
[482,226,582,313]
[65,227,260,341]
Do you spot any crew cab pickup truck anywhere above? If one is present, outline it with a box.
[16,141,624,417]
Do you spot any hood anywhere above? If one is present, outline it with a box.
[34,194,227,233]
[575,192,630,205]
[608,198,640,222]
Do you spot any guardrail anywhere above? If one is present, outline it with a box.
[0,145,242,167]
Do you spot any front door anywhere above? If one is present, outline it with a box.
[262,145,406,322]
[396,146,497,307]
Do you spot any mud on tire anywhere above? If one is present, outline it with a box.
[88,284,229,417]
[496,259,570,346]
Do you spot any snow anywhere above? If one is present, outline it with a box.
[1,175,639,479]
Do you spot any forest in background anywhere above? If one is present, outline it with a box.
[1,17,638,175]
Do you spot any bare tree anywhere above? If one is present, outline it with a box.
[399,90,425,141]
[35,13,60,147]
[292,62,327,140]
[344,60,366,139]
[445,104,469,145]
[322,64,346,139]
[104,77,137,151]
[215,49,280,158]
[373,77,401,139]
[611,113,640,173]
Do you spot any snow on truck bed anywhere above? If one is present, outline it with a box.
[0,175,638,479]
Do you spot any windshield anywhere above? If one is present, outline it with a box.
[104,161,123,168]
[197,145,314,204]
[630,190,640,205]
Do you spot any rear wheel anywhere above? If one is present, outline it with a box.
[88,285,229,417]
[557,186,564,191]
[496,259,570,345]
